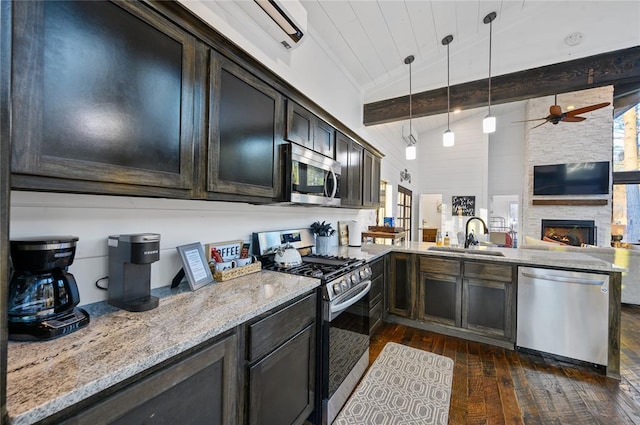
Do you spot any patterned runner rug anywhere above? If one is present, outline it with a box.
[334,342,454,425]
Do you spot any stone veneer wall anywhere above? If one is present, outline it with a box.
[523,86,614,246]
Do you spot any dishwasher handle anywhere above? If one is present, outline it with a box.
[520,270,608,286]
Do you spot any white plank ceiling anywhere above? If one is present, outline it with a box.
[198,1,639,137]
[301,0,639,134]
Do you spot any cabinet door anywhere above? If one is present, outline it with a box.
[11,1,196,192]
[335,132,363,207]
[248,324,315,425]
[418,257,461,326]
[209,52,284,198]
[419,272,461,327]
[462,262,515,339]
[61,334,238,425]
[388,253,414,317]
[313,118,335,158]
[362,150,381,207]
[371,155,381,205]
[285,101,314,150]
[285,101,335,158]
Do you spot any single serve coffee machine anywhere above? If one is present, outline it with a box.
[108,233,160,312]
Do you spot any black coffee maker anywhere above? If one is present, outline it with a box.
[8,236,90,341]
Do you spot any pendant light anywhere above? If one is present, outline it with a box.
[442,35,454,147]
[404,55,417,160]
[482,12,497,134]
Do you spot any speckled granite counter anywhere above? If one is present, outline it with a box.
[333,241,623,273]
[6,271,319,425]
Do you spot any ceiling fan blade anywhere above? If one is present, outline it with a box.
[566,102,610,116]
[530,120,550,129]
[512,118,547,123]
[562,116,587,122]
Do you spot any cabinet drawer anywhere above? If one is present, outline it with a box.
[370,300,383,334]
[370,257,385,278]
[420,257,460,276]
[370,275,383,305]
[464,261,513,282]
[249,293,316,362]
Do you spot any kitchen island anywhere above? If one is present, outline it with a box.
[333,241,622,379]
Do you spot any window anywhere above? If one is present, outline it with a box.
[612,103,640,244]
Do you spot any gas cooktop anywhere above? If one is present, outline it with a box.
[264,255,365,282]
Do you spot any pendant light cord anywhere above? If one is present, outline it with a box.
[404,55,415,146]
[446,42,450,129]
[409,60,412,140]
[488,18,492,114]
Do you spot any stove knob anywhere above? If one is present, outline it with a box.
[333,281,343,296]
[351,273,359,285]
[365,266,372,277]
[341,279,350,292]
[359,268,369,279]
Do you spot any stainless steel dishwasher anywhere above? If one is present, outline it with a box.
[517,266,609,366]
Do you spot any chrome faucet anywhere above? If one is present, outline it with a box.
[465,217,489,248]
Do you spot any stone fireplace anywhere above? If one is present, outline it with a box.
[541,219,596,246]
[522,86,613,247]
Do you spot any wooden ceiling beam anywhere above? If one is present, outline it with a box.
[363,45,640,126]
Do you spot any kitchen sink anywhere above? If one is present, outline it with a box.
[427,246,505,256]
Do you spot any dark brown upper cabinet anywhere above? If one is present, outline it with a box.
[363,150,381,207]
[335,131,363,207]
[285,101,335,158]
[10,1,197,195]
[208,52,285,200]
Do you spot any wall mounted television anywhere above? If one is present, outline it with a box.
[533,161,610,195]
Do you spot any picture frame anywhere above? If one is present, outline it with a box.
[451,196,476,216]
[176,243,214,291]
[205,240,243,261]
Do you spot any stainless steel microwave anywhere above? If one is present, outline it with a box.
[281,143,341,206]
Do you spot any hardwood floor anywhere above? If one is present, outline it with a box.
[370,304,640,425]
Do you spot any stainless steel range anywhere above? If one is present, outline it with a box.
[253,228,371,425]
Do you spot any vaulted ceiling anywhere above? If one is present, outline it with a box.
[196,1,639,137]
[303,0,640,133]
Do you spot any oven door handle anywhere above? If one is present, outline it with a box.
[330,280,371,315]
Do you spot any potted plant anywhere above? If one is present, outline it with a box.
[310,221,335,255]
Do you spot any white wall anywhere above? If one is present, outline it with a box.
[9,192,376,306]
[413,112,489,243]
[489,106,526,197]
[522,86,614,246]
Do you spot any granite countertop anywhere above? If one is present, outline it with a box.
[6,271,319,425]
[335,242,623,273]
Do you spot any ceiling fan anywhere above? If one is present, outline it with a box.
[516,95,610,129]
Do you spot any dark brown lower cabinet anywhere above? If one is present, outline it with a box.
[59,333,238,425]
[246,292,317,425]
[418,257,461,326]
[387,255,516,348]
[462,261,515,339]
[248,325,315,425]
[388,253,414,317]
